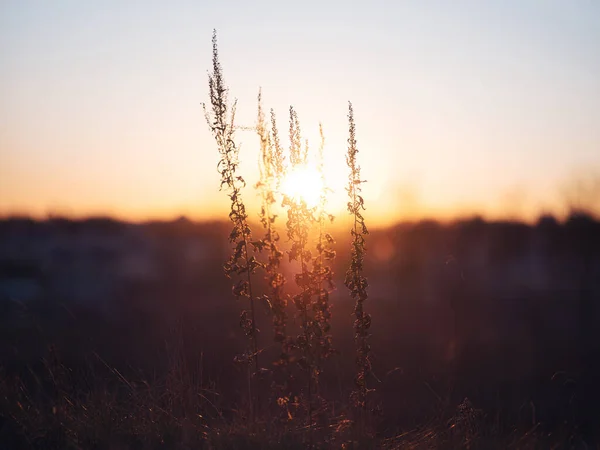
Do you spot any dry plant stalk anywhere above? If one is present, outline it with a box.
[280,108,337,441]
[282,108,316,399]
[202,30,261,415]
[254,91,290,365]
[345,102,372,416]
[312,123,336,372]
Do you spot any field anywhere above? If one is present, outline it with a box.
[1,214,599,448]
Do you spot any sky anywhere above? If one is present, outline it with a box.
[1,0,599,225]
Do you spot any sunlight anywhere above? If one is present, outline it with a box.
[281,165,323,208]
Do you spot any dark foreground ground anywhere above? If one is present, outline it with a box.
[1,214,599,448]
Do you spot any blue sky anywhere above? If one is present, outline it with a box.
[1,0,599,223]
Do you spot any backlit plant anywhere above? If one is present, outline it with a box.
[345,102,372,423]
[203,34,371,441]
[202,30,261,417]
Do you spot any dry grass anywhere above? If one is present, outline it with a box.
[1,358,583,449]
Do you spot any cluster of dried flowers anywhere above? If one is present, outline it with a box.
[203,31,372,436]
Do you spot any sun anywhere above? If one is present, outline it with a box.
[281,165,323,207]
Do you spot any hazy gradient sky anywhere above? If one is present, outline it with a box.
[1,0,599,224]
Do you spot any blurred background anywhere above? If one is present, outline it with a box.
[1,0,600,445]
